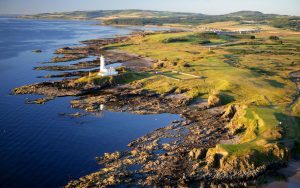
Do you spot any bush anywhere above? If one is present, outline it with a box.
[234,34,256,39]
[269,36,280,40]
[199,40,211,44]
[154,62,164,68]
[172,61,178,66]
[195,32,220,39]
[183,62,191,67]
[162,37,189,43]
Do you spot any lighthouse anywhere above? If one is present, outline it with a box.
[100,55,105,72]
[98,55,118,76]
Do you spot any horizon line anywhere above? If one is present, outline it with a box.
[1,9,298,17]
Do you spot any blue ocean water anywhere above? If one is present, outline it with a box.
[0,18,179,188]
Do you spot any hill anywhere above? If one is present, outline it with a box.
[21,10,300,31]
[226,10,265,17]
[20,9,196,20]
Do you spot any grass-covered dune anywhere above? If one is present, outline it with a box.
[96,26,300,172]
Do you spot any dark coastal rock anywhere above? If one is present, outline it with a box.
[59,112,86,118]
[189,148,207,160]
[34,59,99,71]
[51,54,88,63]
[54,46,93,55]
[221,104,237,119]
[65,89,233,187]
[38,70,92,78]
[32,49,42,53]
[12,80,82,97]
[81,36,129,46]
[25,96,55,104]
[56,47,72,53]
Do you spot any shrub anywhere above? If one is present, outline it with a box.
[162,37,189,43]
[195,32,220,39]
[154,62,164,68]
[198,40,211,44]
[234,34,256,39]
[269,36,280,40]
[183,62,191,67]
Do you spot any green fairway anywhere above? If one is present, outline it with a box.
[99,27,300,165]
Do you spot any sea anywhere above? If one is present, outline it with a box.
[0,17,180,188]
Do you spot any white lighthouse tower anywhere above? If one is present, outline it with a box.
[98,55,118,76]
[100,55,106,71]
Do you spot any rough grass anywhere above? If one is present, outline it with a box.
[161,32,231,45]
[162,71,199,80]
[292,100,300,115]
[88,28,300,163]
[105,31,298,107]
[230,106,282,143]
[217,106,284,162]
[75,72,152,85]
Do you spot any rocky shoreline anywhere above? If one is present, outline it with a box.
[66,85,289,187]
[12,31,290,187]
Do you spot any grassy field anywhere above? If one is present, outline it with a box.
[106,30,298,103]
[72,21,300,167]
[98,26,300,163]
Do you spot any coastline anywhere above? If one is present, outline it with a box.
[11,25,299,187]
[18,16,189,32]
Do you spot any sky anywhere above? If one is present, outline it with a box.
[0,0,300,16]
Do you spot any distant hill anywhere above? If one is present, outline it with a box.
[20,9,197,20]
[20,9,300,31]
[226,11,265,17]
[0,14,22,17]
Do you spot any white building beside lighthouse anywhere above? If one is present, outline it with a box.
[98,55,118,76]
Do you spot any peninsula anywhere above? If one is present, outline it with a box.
[14,10,300,187]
